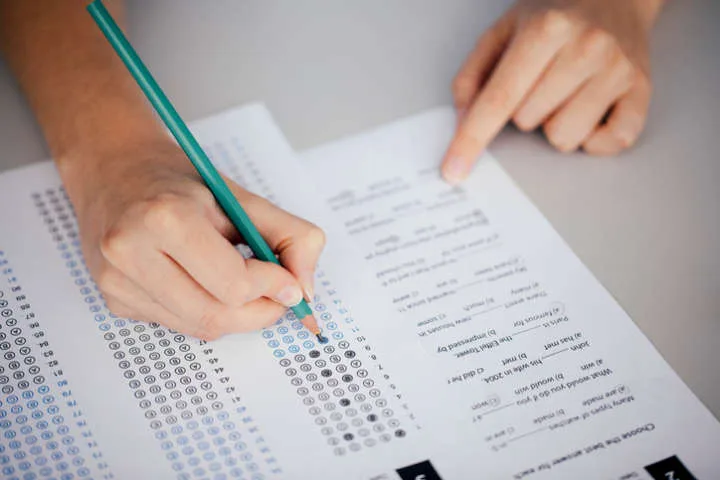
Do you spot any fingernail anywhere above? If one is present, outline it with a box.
[442,156,470,185]
[299,269,316,302]
[275,285,304,307]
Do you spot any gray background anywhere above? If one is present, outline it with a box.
[0,1,718,417]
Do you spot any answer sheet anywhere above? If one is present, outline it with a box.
[301,107,720,479]
[0,104,717,480]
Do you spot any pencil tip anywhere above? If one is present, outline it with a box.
[316,333,329,344]
[301,313,323,337]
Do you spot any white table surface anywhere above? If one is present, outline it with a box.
[0,0,718,418]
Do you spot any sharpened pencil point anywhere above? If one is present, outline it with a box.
[300,312,327,343]
[301,313,322,336]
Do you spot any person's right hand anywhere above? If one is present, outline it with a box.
[62,140,326,340]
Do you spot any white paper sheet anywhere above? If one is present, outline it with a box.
[0,104,426,480]
[0,104,717,480]
[300,107,720,479]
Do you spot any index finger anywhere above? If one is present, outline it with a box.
[442,13,572,183]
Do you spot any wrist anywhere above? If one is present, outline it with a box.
[57,133,186,212]
[52,90,168,164]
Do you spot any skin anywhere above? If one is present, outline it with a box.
[0,0,665,338]
[0,0,326,340]
[442,0,665,184]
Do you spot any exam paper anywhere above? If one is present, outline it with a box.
[0,105,428,480]
[0,104,718,480]
[301,107,720,479]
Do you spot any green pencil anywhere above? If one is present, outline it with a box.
[86,0,326,343]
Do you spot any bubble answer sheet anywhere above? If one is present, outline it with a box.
[0,104,717,480]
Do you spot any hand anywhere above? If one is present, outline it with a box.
[63,140,325,340]
[441,0,664,183]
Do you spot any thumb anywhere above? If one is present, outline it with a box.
[220,182,326,301]
[275,226,326,302]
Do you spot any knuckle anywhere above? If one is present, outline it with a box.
[616,58,637,84]
[304,225,327,250]
[554,142,576,153]
[513,111,537,132]
[579,28,614,61]
[95,267,119,295]
[278,224,327,259]
[615,123,642,149]
[452,75,475,99]
[142,196,184,233]
[195,309,224,341]
[455,128,485,153]
[615,135,634,150]
[608,55,636,91]
[532,9,573,39]
[542,120,560,143]
[581,140,600,155]
[483,85,513,112]
[99,227,133,264]
[186,182,214,204]
[241,191,271,212]
[543,122,575,153]
[222,277,253,305]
